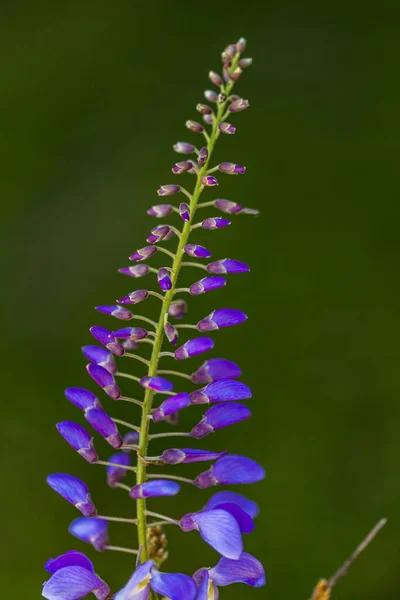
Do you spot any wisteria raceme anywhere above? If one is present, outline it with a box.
[43,37,265,600]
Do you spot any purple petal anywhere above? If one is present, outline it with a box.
[45,551,95,575]
[164,322,178,345]
[82,345,116,374]
[205,491,259,519]
[160,448,226,465]
[206,259,249,275]
[129,245,158,262]
[204,90,218,103]
[118,264,150,277]
[147,204,174,217]
[190,379,252,404]
[179,202,191,222]
[186,119,204,133]
[201,175,219,187]
[191,403,251,439]
[158,268,172,292]
[218,162,246,175]
[205,501,254,533]
[114,561,153,600]
[190,510,243,559]
[146,225,170,244]
[46,474,96,517]
[90,326,124,356]
[56,421,98,463]
[86,364,121,399]
[157,184,181,196]
[228,98,249,113]
[219,122,236,135]
[174,337,214,360]
[201,218,231,230]
[214,199,243,214]
[168,299,188,319]
[152,392,190,422]
[85,408,122,449]
[106,452,131,486]
[42,566,109,600]
[173,142,196,154]
[198,146,208,166]
[68,517,109,551]
[140,376,174,392]
[117,290,149,305]
[193,570,219,600]
[173,162,193,174]
[64,388,102,412]
[150,570,197,600]
[122,431,140,449]
[197,308,247,332]
[112,327,148,340]
[95,305,133,321]
[129,479,180,499]
[189,276,226,295]
[184,244,212,258]
[191,358,242,384]
[209,552,266,587]
[196,454,265,488]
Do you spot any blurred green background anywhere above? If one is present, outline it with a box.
[1,1,399,598]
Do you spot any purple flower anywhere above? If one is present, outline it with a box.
[190,379,252,404]
[179,202,190,222]
[201,175,219,186]
[113,327,148,340]
[147,204,174,217]
[140,375,174,392]
[152,392,191,422]
[86,364,121,399]
[89,326,124,356]
[160,448,226,465]
[129,245,158,262]
[117,290,149,305]
[173,141,196,154]
[201,217,231,229]
[56,421,98,463]
[146,225,171,244]
[198,147,208,167]
[219,122,236,134]
[64,387,102,412]
[106,452,132,487]
[168,299,188,319]
[95,305,132,321]
[158,268,172,291]
[69,517,109,551]
[174,337,214,360]
[129,479,180,499]
[218,162,246,175]
[43,551,110,600]
[122,431,140,449]
[194,552,265,598]
[82,345,116,374]
[191,402,251,438]
[180,509,243,559]
[207,258,249,274]
[164,321,178,344]
[195,454,265,488]
[204,491,260,519]
[172,161,192,174]
[229,98,250,112]
[114,561,197,600]
[46,474,96,517]
[85,408,122,449]
[197,308,247,331]
[189,275,226,295]
[184,244,212,258]
[191,358,242,384]
[157,184,181,196]
[214,199,243,214]
[204,90,218,103]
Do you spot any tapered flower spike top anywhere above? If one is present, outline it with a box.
[43,37,266,600]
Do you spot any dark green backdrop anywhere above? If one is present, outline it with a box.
[1,2,399,598]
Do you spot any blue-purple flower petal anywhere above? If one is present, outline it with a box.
[208,552,266,587]
[152,392,191,422]
[204,491,259,519]
[197,308,247,331]
[86,364,121,399]
[114,560,154,600]
[195,454,265,488]
[64,388,102,412]
[191,358,242,384]
[174,337,214,360]
[85,408,122,449]
[44,551,95,574]
[150,570,197,600]
[129,479,181,499]
[191,403,251,438]
[190,379,252,404]
[42,565,108,600]
[160,448,226,465]
[56,421,98,463]
[206,259,250,275]
[106,452,131,486]
[68,517,109,551]
[82,346,117,374]
[182,510,243,559]
[46,474,96,517]
[140,376,174,392]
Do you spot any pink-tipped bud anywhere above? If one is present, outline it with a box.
[201,175,219,187]
[231,67,242,82]
[173,142,196,154]
[219,122,236,135]
[236,37,247,52]
[198,147,208,167]
[196,103,213,115]
[218,92,227,103]
[157,184,181,196]
[147,204,174,218]
[164,322,178,345]
[218,162,246,175]
[204,90,218,103]
[146,225,170,244]
[172,161,192,174]
[186,120,204,133]
[214,199,243,214]
[239,57,253,68]
[229,98,249,113]
[209,71,223,86]
[203,114,214,125]
[179,202,190,222]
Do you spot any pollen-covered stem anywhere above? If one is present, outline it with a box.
[135,55,242,566]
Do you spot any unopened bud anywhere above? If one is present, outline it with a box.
[219,122,236,135]
[239,57,253,68]
[208,71,223,86]
[196,103,213,115]
[228,98,249,113]
[186,120,204,133]
[201,175,219,187]
[231,67,242,82]
[204,90,218,103]
[236,37,247,53]
[198,147,208,167]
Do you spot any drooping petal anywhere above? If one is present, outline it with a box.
[90,326,124,356]
[114,561,154,600]
[42,565,109,600]
[56,421,98,463]
[64,388,102,412]
[46,474,96,517]
[106,452,132,486]
[150,570,197,600]
[184,510,243,559]
[85,408,122,449]
[191,403,251,438]
[197,309,247,331]
[208,552,265,587]
[68,517,109,551]
[204,501,254,533]
[152,392,191,422]
[190,379,251,404]
[160,448,226,465]
[129,479,180,499]
[82,346,117,374]
[174,337,214,360]
[45,551,95,574]
[189,276,226,295]
[140,376,174,393]
[95,305,133,320]
[206,259,249,275]
[204,491,259,519]
[86,364,121,399]
[195,454,265,488]
[191,358,242,384]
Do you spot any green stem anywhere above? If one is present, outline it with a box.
[135,55,242,565]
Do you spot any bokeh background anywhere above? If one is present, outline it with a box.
[1,1,399,598]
